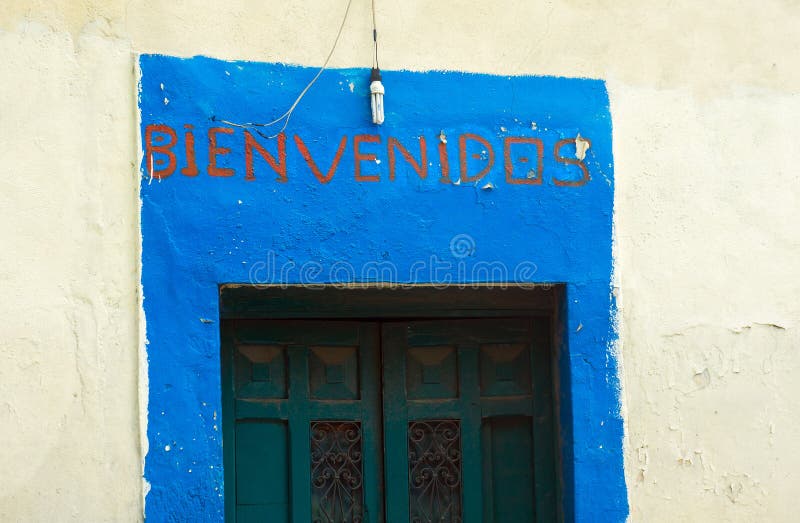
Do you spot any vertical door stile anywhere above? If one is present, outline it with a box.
[220,323,237,523]
[481,421,496,523]
[360,323,384,523]
[531,317,557,523]
[459,342,483,522]
[287,343,311,523]
[381,323,410,523]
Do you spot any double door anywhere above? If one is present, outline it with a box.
[222,318,556,522]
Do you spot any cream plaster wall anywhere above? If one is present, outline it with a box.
[0,1,798,521]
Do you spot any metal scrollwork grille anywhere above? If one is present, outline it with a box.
[408,419,462,523]
[311,421,364,523]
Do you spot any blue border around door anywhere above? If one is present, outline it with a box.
[138,54,627,521]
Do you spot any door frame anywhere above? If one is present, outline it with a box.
[220,284,565,522]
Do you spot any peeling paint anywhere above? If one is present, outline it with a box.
[575,133,590,160]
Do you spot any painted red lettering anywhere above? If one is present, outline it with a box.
[458,133,494,183]
[144,124,177,179]
[294,135,347,184]
[208,127,235,177]
[354,134,381,182]
[438,136,451,184]
[553,138,591,187]
[181,124,198,177]
[504,137,543,185]
[387,136,427,181]
[245,131,287,182]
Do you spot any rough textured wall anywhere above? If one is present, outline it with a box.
[0,1,798,521]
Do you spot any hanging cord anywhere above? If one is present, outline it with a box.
[371,0,380,69]
[215,0,354,139]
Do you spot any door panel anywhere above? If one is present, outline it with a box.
[382,319,555,523]
[223,321,383,523]
[481,416,535,522]
[310,420,366,521]
[235,420,289,522]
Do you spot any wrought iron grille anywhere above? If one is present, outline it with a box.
[310,421,364,523]
[408,419,463,523]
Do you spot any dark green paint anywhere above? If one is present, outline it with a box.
[482,417,535,522]
[222,322,382,523]
[235,421,289,522]
[219,286,555,319]
[221,291,558,522]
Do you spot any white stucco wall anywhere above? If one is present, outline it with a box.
[1,1,798,521]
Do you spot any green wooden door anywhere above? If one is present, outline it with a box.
[382,318,556,523]
[223,317,555,522]
[222,321,383,523]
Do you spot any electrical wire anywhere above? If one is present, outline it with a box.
[371,0,379,69]
[215,0,354,139]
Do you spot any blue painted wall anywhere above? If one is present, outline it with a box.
[139,54,626,521]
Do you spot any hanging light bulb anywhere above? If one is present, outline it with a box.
[370,68,385,125]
